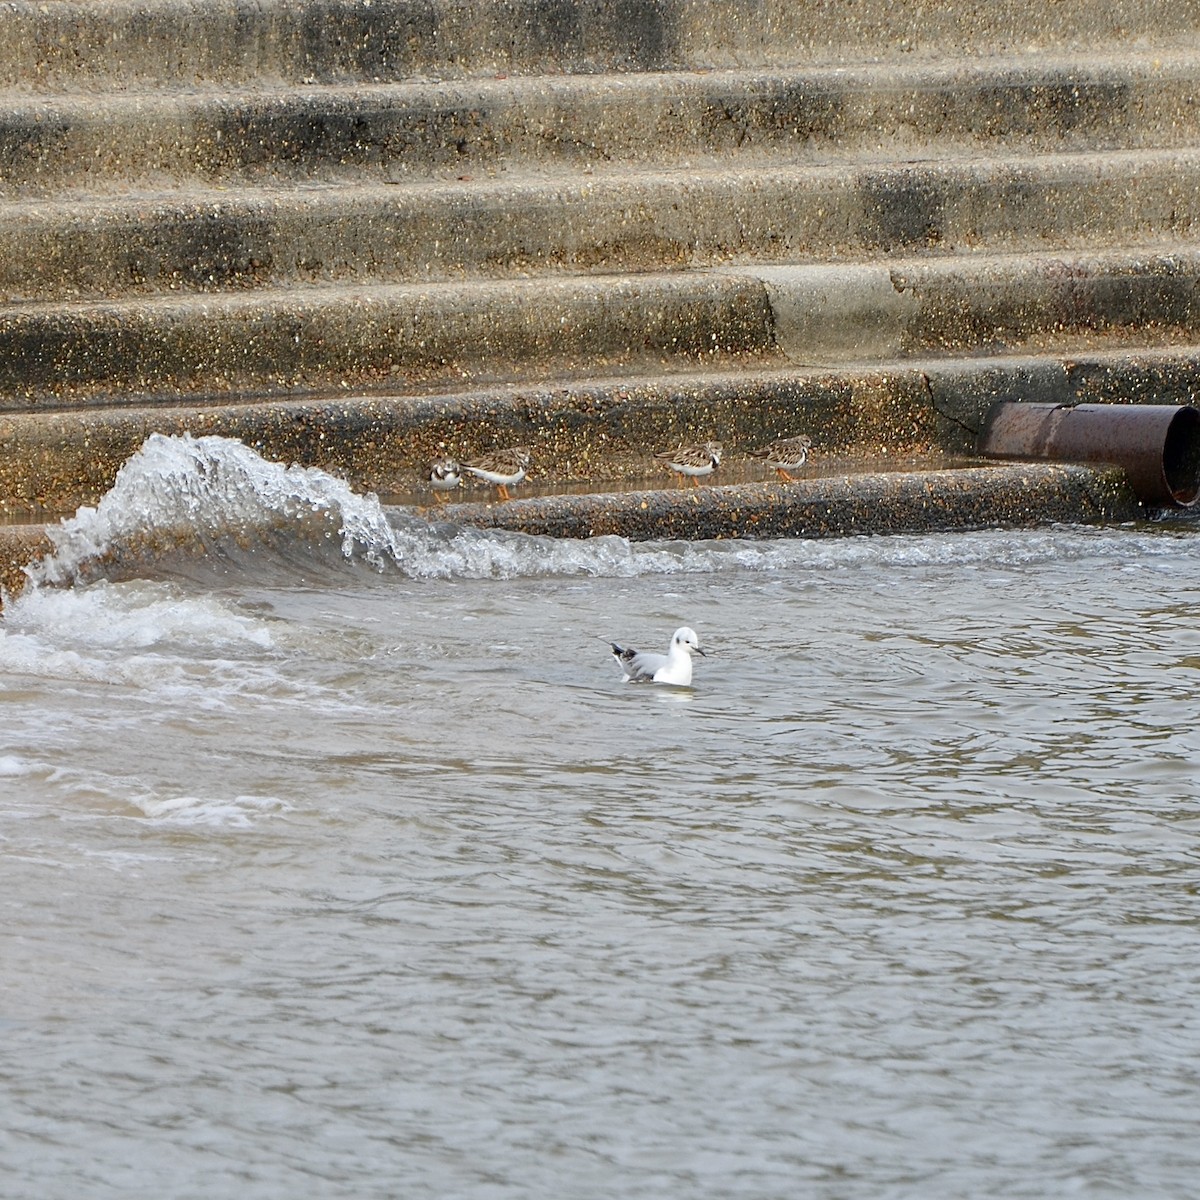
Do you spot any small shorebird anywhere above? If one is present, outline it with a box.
[607,626,706,687]
[748,434,812,482]
[463,446,531,501]
[654,440,722,487]
[427,457,462,502]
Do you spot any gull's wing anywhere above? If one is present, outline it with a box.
[609,642,667,682]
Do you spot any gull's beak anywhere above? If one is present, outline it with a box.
[694,646,707,656]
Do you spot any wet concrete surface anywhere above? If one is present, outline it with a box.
[0,0,1192,611]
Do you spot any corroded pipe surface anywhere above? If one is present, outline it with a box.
[978,402,1200,508]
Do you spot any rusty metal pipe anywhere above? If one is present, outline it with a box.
[978,402,1200,508]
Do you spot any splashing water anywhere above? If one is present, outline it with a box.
[15,432,1200,593]
[29,432,404,585]
[21,432,661,585]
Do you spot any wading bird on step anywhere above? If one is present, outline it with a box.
[654,441,722,486]
[748,434,812,483]
[463,446,531,501]
[427,457,462,501]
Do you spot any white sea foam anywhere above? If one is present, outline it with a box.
[3,749,293,828]
[130,792,293,828]
[369,515,1200,582]
[5,579,275,652]
[0,755,38,777]
[0,573,280,693]
[0,625,124,687]
[1,748,296,830]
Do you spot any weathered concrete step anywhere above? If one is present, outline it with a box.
[799,247,1200,359]
[3,248,1200,408]
[444,464,1140,541]
[5,51,1199,196]
[5,150,1199,302]
[0,524,50,600]
[5,0,1197,91]
[4,346,1197,518]
[0,272,779,408]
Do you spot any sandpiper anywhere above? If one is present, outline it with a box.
[428,457,462,502]
[748,434,812,483]
[462,446,531,501]
[654,440,722,487]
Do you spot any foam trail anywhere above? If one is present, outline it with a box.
[131,792,293,828]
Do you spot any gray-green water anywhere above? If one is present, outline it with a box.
[2,435,1199,1198]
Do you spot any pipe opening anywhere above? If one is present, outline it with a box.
[1162,406,1200,506]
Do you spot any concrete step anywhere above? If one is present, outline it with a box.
[2,247,1199,409]
[4,150,1199,302]
[4,50,1199,197]
[5,0,1197,91]
[3,345,1198,518]
[748,247,1200,361]
[0,271,781,408]
[443,464,1139,543]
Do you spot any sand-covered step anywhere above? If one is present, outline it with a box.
[4,50,1199,196]
[4,150,1199,302]
[4,0,1197,91]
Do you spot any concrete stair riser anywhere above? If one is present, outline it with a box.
[5,0,1198,90]
[890,254,1200,354]
[4,152,1199,302]
[0,370,886,513]
[745,252,1200,360]
[444,465,1139,541]
[4,55,1200,195]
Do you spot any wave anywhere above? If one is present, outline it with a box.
[16,433,1199,592]
[28,432,404,587]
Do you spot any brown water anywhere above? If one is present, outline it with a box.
[2,435,1199,1199]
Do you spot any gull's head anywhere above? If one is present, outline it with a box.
[672,626,705,657]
